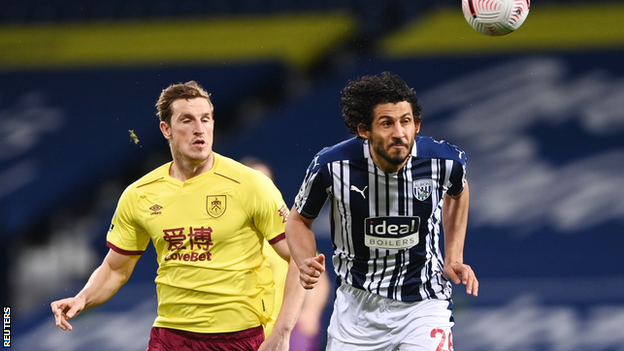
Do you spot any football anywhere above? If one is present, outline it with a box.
[462,0,530,36]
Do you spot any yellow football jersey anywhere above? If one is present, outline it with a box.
[106,153,289,334]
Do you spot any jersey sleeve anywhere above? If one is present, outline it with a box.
[106,186,150,255]
[294,154,331,219]
[446,159,467,197]
[417,136,468,197]
[249,172,289,243]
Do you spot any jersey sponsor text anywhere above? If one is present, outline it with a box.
[364,216,420,249]
[162,226,214,262]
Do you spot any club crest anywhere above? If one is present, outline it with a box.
[413,179,432,201]
[206,195,227,218]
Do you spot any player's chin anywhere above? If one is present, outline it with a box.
[186,149,211,160]
[387,152,409,165]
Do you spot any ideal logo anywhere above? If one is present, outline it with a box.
[364,216,420,250]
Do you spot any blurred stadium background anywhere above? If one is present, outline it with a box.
[2,0,624,350]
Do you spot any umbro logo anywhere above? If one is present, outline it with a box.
[350,185,368,199]
[150,204,163,215]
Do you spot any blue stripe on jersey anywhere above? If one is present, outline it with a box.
[294,136,466,302]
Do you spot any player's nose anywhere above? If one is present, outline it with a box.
[392,123,407,138]
[193,119,205,134]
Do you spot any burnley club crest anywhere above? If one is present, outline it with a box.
[207,195,227,218]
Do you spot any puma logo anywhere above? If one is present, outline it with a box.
[350,185,368,199]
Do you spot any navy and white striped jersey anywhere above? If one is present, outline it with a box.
[294,136,467,302]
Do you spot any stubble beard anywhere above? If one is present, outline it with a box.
[374,140,412,167]
[382,151,409,166]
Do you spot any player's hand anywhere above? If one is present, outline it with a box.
[298,254,326,289]
[443,262,479,297]
[50,296,86,331]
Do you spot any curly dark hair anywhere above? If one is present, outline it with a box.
[340,72,422,136]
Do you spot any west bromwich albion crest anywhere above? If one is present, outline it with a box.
[413,179,432,201]
[206,195,227,218]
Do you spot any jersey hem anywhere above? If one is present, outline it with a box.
[268,232,285,245]
[107,241,145,255]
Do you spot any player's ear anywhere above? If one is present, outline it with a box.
[357,123,370,139]
[160,121,172,140]
[414,121,421,134]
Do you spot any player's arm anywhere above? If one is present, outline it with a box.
[285,206,326,289]
[260,238,307,351]
[442,180,479,296]
[51,249,140,331]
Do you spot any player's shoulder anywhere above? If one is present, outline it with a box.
[115,163,170,203]
[415,136,467,164]
[214,153,274,187]
[128,162,170,190]
[214,153,247,178]
[311,137,365,169]
[216,153,261,177]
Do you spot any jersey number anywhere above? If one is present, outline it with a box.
[430,328,453,351]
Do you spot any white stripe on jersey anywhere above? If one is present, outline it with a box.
[331,160,354,286]
[365,154,418,300]
[421,159,454,301]
[364,157,376,293]
[396,162,413,300]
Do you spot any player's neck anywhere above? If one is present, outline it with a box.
[169,153,215,181]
